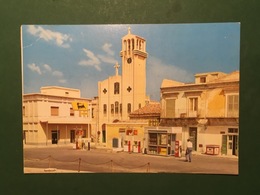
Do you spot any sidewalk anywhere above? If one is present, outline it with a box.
[23,143,238,159]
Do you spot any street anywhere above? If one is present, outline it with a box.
[23,145,238,174]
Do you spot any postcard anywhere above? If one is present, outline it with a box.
[21,23,239,174]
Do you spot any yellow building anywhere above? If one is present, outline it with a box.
[106,122,147,153]
[157,70,239,156]
[23,86,95,146]
[98,28,149,144]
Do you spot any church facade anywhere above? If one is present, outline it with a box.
[98,28,150,144]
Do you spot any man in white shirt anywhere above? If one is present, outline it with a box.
[185,139,193,162]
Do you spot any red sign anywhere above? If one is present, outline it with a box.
[76,130,83,136]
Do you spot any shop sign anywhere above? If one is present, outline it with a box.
[71,102,88,111]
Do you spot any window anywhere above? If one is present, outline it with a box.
[82,129,87,138]
[115,101,119,114]
[114,82,120,94]
[51,106,59,116]
[70,108,74,116]
[227,95,239,117]
[92,108,94,118]
[165,99,175,118]
[200,77,206,83]
[189,98,198,111]
[228,128,238,133]
[120,103,122,114]
[111,104,114,114]
[158,134,167,145]
[103,104,107,115]
[127,103,131,113]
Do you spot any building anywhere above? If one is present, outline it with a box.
[105,101,161,152]
[129,101,161,121]
[98,28,150,145]
[106,121,147,153]
[147,70,239,156]
[23,86,94,146]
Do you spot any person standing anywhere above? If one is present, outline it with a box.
[185,139,193,162]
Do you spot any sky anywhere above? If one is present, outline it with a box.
[21,23,240,101]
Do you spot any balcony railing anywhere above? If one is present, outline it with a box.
[162,109,202,118]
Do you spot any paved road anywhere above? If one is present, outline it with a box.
[23,145,238,174]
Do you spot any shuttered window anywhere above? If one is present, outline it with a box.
[51,106,59,116]
[227,95,239,117]
[166,99,175,118]
[189,98,198,111]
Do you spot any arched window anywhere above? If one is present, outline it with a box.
[128,39,131,54]
[103,104,107,115]
[115,101,119,114]
[127,103,131,113]
[120,103,122,115]
[114,82,120,94]
[111,104,114,114]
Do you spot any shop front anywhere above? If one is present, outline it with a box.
[144,127,182,156]
[106,122,146,152]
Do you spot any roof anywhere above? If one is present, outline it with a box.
[161,79,184,88]
[208,70,239,83]
[161,70,239,89]
[129,102,161,117]
[194,71,226,77]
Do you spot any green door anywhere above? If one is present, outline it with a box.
[221,135,227,155]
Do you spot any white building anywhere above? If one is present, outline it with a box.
[98,28,150,144]
[23,86,94,146]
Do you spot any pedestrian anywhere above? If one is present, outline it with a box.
[185,139,193,162]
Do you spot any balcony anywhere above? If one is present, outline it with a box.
[160,117,198,126]
[160,116,238,127]
[23,115,92,124]
[163,109,201,118]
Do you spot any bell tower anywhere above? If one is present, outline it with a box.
[120,27,148,119]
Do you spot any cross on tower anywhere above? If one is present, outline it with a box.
[114,62,120,76]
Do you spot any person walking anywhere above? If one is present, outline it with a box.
[185,139,193,162]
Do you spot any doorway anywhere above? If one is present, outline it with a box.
[70,130,75,143]
[51,130,59,144]
[222,134,238,156]
[189,127,197,151]
[102,124,106,143]
[169,134,176,155]
[228,135,238,156]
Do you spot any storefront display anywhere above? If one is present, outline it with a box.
[147,131,175,156]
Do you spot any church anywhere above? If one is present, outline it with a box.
[98,27,151,144]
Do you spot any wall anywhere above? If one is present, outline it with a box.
[106,123,146,152]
